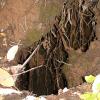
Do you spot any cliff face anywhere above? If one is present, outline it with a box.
[0,0,64,41]
[0,0,64,57]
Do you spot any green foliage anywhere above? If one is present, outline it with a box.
[85,75,95,83]
[80,92,97,100]
[97,93,100,100]
[80,92,100,100]
[80,75,100,100]
[96,83,100,91]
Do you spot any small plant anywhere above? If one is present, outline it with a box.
[80,74,100,100]
[85,75,95,83]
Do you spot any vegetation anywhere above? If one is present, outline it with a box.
[80,75,100,100]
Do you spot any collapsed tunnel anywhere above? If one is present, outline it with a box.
[14,0,97,96]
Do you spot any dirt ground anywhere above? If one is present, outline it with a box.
[0,83,92,100]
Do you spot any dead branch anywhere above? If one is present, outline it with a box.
[12,65,43,77]
[22,44,40,67]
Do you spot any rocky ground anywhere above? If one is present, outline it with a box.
[0,83,92,100]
